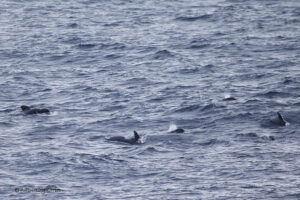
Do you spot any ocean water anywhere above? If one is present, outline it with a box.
[0,0,299,199]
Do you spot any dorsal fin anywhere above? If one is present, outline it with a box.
[277,112,286,125]
[134,131,140,141]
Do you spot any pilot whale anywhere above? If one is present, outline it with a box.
[21,105,50,115]
[223,94,236,101]
[223,97,236,101]
[169,128,185,133]
[271,112,287,126]
[167,124,185,133]
[108,131,140,144]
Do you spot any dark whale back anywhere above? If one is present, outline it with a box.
[223,97,236,101]
[21,105,50,115]
[26,108,50,114]
[170,128,185,133]
[109,131,140,144]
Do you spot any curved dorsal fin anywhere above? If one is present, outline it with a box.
[277,112,286,126]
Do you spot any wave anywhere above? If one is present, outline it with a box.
[175,14,213,22]
[103,22,121,27]
[100,42,126,50]
[147,97,165,102]
[195,139,230,146]
[100,105,126,112]
[173,103,224,114]
[75,153,126,163]
[256,91,291,98]
[178,67,200,74]
[153,50,173,60]
[201,103,216,111]
[0,122,13,127]
[77,43,97,49]
[173,104,201,113]
[188,39,211,49]
[235,133,275,141]
[137,146,169,156]
[67,23,79,28]
[189,43,210,49]
[105,54,122,59]
[124,77,149,84]
[0,49,28,59]
[46,54,68,61]
[0,109,14,113]
[61,36,82,44]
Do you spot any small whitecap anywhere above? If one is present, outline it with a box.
[285,122,290,126]
[139,135,147,144]
[224,93,231,99]
[50,111,58,116]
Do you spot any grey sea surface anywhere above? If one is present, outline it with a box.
[0,0,299,199]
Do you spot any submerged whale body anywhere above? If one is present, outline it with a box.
[21,105,50,115]
[108,131,140,144]
[237,133,275,141]
[271,112,287,126]
[262,136,275,141]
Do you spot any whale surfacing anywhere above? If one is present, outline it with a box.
[108,131,140,144]
[276,112,286,126]
[271,112,287,126]
[21,105,50,115]
[223,97,236,101]
[167,123,185,133]
[170,128,185,133]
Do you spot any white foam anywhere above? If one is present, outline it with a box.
[285,122,290,126]
[167,123,178,132]
[139,135,146,144]
[224,93,231,99]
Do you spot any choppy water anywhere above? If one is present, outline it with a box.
[0,0,300,199]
